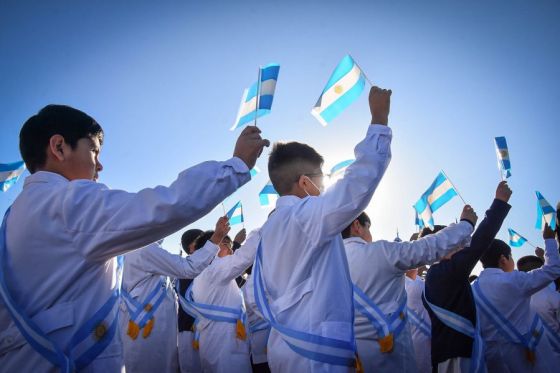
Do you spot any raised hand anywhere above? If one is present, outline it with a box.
[495,181,512,203]
[233,126,270,169]
[369,86,392,126]
[460,204,478,226]
[210,216,231,245]
[233,228,247,245]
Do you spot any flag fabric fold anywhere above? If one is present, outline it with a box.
[226,201,244,226]
[508,228,527,248]
[413,172,458,230]
[231,63,280,130]
[535,191,556,231]
[494,136,511,179]
[311,55,366,126]
[0,161,26,192]
[329,159,354,179]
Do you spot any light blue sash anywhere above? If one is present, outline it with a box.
[406,306,431,337]
[253,241,358,367]
[0,208,123,372]
[422,291,485,373]
[121,278,167,330]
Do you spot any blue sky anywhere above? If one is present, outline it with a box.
[1,0,559,271]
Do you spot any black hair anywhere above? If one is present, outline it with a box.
[517,255,544,272]
[181,229,203,254]
[480,239,512,268]
[194,230,232,250]
[418,225,447,238]
[19,105,104,173]
[341,212,371,239]
[409,233,419,241]
[268,141,324,195]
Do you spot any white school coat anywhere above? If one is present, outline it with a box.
[242,273,268,365]
[477,239,560,373]
[530,282,560,356]
[119,241,218,373]
[192,229,260,373]
[0,158,249,372]
[343,222,472,373]
[405,276,432,373]
[258,124,392,373]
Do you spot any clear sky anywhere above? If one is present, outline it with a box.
[1,0,559,272]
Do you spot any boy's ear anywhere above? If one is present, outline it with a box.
[48,135,67,162]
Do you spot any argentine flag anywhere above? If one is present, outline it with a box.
[508,228,527,248]
[259,180,279,208]
[311,55,366,126]
[494,137,511,179]
[329,159,354,179]
[231,63,280,130]
[0,161,26,192]
[226,201,244,226]
[535,191,556,231]
[413,172,458,230]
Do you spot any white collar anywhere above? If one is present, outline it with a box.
[24,171,69,187]
[343,236,367,245]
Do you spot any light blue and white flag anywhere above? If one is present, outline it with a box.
[329,159,354,179]
[259,180,279,208]
[231,63,280,130]
[311,55,366,126]
[535,191,556,231]
[508,228,527,248]
[250,166,261,178]
[226,201,244,226]
[413,172,458,230]
[415,211,425,229]
[0,161,26,192]
[494,137,511,179]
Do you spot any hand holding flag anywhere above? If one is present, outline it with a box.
[233,126,270,170]
[494,137,511,180]
[535,191,556,231]
[226,201,244,226]
[369,86,391,126]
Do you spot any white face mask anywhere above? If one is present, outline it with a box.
[303,175,323,196]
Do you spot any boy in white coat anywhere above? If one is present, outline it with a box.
[342,206,476,372]
[0,105,268,372]
[476,224,560,372]
[255,86,392,372]
[119,217,229,373]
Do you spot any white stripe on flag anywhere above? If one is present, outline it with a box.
[427,179,454,206]
[312,64,362,114]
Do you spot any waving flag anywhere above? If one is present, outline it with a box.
[231,63,280,130]
[535,191,556,231]
[494,137,511,179]
[226,201,244,226]
[311,55,366,126]
[0,161,26,192]
[508,228,527,248]
[415,211,425,229]
[250,166,261,178]
[329,159,354,179]
[259,180,279,208]
[413,172,458,230]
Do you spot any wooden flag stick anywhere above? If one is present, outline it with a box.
[441,170,467,205]
[349,54,374,87]
[253,67,262,127]
[221,202,226,216]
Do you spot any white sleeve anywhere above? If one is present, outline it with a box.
[383,221,473,272]
[518,239,560,296]
[137,241,218,279]
[61,157,249,262]
[215,229,261,285]
[293,125,392,247]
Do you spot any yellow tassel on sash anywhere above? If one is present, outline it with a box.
[236,319,247,341]
[142,318,154,339]
[192,339,200,350]
[378,333,394,353]
[355,354,364,373]
[127,320,140,340]
[525,348,536,364]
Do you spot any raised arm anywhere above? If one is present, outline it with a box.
[295,87,393,247]
[385,207,475,271]
[215,229,261,284]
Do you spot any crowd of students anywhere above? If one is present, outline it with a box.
[0,86,558,373]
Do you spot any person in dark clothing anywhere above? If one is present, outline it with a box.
[177,228,203,373]
[422,181,512,372]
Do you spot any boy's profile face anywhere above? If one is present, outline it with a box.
[64,136,103,181]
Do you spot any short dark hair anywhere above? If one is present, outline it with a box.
[480,239,512,268]
[418,225,447,238]
[19,105,104,173]
[194,230,214,250]
[181,229,203,254]
[268,141,324,195]
[409,233,419,241]
[342,212,371,239]
[517,255,544,272]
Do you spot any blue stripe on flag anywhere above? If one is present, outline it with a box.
[260,64,280,81]
[322,55,356,93]
[0,161,25,172]
[317,76,366,124]
[237,109,271,128]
